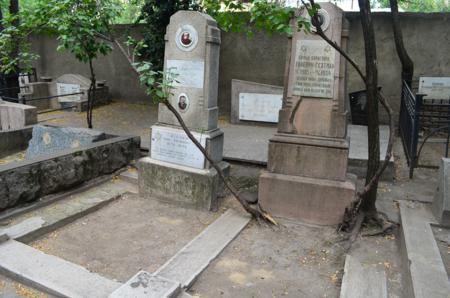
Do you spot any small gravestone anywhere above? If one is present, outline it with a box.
[26,125,106,159]
[419,77,450,100]
[258,3,356,225]
[0,101,37,131]
[138,11,228,211]
[231,79,283,124]
[432,158,450,226]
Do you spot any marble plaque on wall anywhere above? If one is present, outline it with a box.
[166,59,205,89]
[239,93,282,123]
[57,83,81,102]
[419,77,450,100]
[151,125,207,169]
[292,40,335,99]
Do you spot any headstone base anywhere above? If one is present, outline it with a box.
[432,158,450,226]
[258,172,356,225]
[138,157,230,211]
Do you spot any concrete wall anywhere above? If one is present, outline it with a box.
[30,13,450,124]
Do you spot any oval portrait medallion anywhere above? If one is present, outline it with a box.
[177,93,190,112]
[175,25,199,52]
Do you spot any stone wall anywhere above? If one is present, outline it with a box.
[0,135,140,210]
[30,12,450,124]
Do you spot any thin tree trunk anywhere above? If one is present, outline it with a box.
[389,0,414,87]
[163,100,276,225]
[358,0,380,217]
[0,7,4,32]
[87,59,96,129]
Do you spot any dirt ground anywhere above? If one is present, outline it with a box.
[31,193,221,282]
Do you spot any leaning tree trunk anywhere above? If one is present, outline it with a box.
[87,59,96,129]
[389,0,414,87]
[358,0,380,217]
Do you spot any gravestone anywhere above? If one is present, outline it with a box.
[231,80,283,124]
[259,3,356,225]
[26,125,107,159]
[138,11,228,211]
[432,158,450,226]
[418,77,450,100]
[0,101,37,131]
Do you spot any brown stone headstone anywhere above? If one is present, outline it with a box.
[258,3,356,225]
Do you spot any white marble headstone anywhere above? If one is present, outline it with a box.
[151,125,207,169]
[239,93,282,123]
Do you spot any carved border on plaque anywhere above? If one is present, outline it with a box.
[175,25,199,52]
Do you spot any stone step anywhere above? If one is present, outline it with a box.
[399,201,450,298]
[109,271,180,298]
[340,255,387,298]
[0,178,137,243]
[119,168,138,184]
[155,209,251,289]
[0,239,121,298]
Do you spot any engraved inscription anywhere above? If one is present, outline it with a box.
[293,40,335,99]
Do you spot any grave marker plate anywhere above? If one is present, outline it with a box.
[151,125,207,169]
[238,93,282,123]
[166,59,205,89]
[292,40,335,99]
[419,77,450,100]
[57,83,81,102]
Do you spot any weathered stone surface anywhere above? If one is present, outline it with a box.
[0,239,121,298]
[0,102,37,131]
[432,158,450,226]
[0,126,33,158]
[157,11,221,132]
[26,125,107,159]
[109,271,180,298]
[0,136,140,210]
[259,171,356,225]
[138,157,229,211]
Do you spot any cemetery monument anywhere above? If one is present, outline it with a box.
[259,3,356,225]
[138,11,228,211]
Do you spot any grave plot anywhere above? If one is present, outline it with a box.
[0,124,140,210]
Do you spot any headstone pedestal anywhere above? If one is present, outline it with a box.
[138,11,228,211]
[259,3,356,225]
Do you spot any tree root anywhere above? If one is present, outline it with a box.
[362,212,396,237]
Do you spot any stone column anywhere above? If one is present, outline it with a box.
[138,11,229,211]
[258,3,356,225]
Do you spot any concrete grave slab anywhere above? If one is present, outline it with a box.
[399,201,450,298]
[155,209,251,289]
[230,79,283,124]
[340,255,387,298]
[109,271,180,298]
[432,158,450,226]
[0,240,121,298]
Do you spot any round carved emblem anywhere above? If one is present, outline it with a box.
[307,8,331,33]
[175,25,199,52]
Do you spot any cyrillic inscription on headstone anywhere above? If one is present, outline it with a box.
[292,40,335,99]
[419,77,450,100]
[166,59,205,89]
[239,93,282,123]
[57,83,81,102]
[151,126,207,169]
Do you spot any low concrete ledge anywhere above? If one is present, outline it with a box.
[399,201,450,298]
[0,135,140,210]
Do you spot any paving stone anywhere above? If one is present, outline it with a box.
[155,209,251,288]
[400,201,450,298]
[340,255,387,298]
[0,217,45,240]
[109,271,180,298]
[0,240,121,298]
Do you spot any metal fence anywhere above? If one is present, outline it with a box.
[399,80,450,178]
